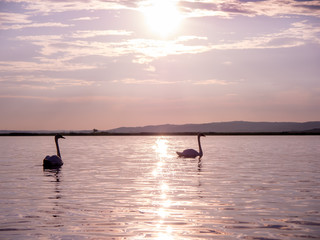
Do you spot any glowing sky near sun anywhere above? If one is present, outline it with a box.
[0,0,319,130]
[141,0,182,37]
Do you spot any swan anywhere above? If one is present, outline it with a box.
[176,133,205,159]
[43,134,65,168]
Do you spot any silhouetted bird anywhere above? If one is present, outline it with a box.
[176,133,205,159]
[43,134,65,168]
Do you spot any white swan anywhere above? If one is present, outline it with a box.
[176,133,205,159]
[43,134,65,168]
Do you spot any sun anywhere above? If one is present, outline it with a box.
[141,0,182,37]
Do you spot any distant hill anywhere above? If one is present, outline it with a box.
[0,130,93,135]
[1,121,320,135]
[107,121,320,133]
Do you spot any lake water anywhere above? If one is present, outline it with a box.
[0,135,319,239]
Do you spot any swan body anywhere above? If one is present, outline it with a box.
[43,134,65,168]
[176,133,205,159]
[176,148,200,158]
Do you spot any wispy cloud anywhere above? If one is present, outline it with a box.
[17,0,132,13]
[14,33,211,66]
[128,38,211,64]
[0,74,92,89]
[71,30,133,39]
[1,22,72,30]
[0,60,96,73]
[2,19,317,78]
[113,78,236,86]
[72,16,99,21]
[245,0,320,18]
[211,21,320,50]
[3,0,320,20]
[0,12,31,24]
[113,78,176,85]
[1,0,319,130]
[193,79,233,85]
[179,0,320,18]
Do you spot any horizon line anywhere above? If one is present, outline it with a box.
[1,120,320,133]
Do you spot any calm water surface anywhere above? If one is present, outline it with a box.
[0,136,319,239]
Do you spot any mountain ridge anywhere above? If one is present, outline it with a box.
[107,121,320,133]
[1,121,320,135]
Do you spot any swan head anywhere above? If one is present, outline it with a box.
[55,134,65,141]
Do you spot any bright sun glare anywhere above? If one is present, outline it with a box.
[142,0,182,37]
[153,138,169,158]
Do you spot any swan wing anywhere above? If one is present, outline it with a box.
[177,149,199,158]
[43,155,63,168]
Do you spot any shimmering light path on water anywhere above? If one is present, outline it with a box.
[0,136,319,239]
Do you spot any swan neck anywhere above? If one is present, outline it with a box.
[55,138,61,158]
[198,135,203,157]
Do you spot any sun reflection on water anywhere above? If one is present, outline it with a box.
[156,226,174,240]
[142,137,219,238]
[3,136,319,239]
[151,137,175,239]
[152,138,169,158]
[152,138,171,177]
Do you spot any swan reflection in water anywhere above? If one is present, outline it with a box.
[43,168,64,221]
[43,167,61,182]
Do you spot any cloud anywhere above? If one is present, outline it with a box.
[0,74,93,89]
[0,94,141,103]
[0,12,32,30]
[210,21,320,50]
[0,12,31,24]
[193,79,233,85]
[14,0,133,13]
[1,1,319,91]
[128,38,212,63]
[2,0,319,67]
[72,16,99,21]
[0,60,96,73]
[179,0,320,18]
[3,19,318,77]
[244,0,320,17]
[1,22,72,30]
[3,0,320,20]
[176,35,208,43]
[71,30,133,39]
[178,1,230,18]
[16,32,211,65]
[113,78,176,85]
[113,78,236,86]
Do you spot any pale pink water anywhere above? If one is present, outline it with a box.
[0,136,319,239]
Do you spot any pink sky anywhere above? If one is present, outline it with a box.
[0,0,320,130]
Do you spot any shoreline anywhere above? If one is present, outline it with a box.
[1,131,320,136]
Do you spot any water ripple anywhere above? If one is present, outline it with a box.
[0,136,319,239]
